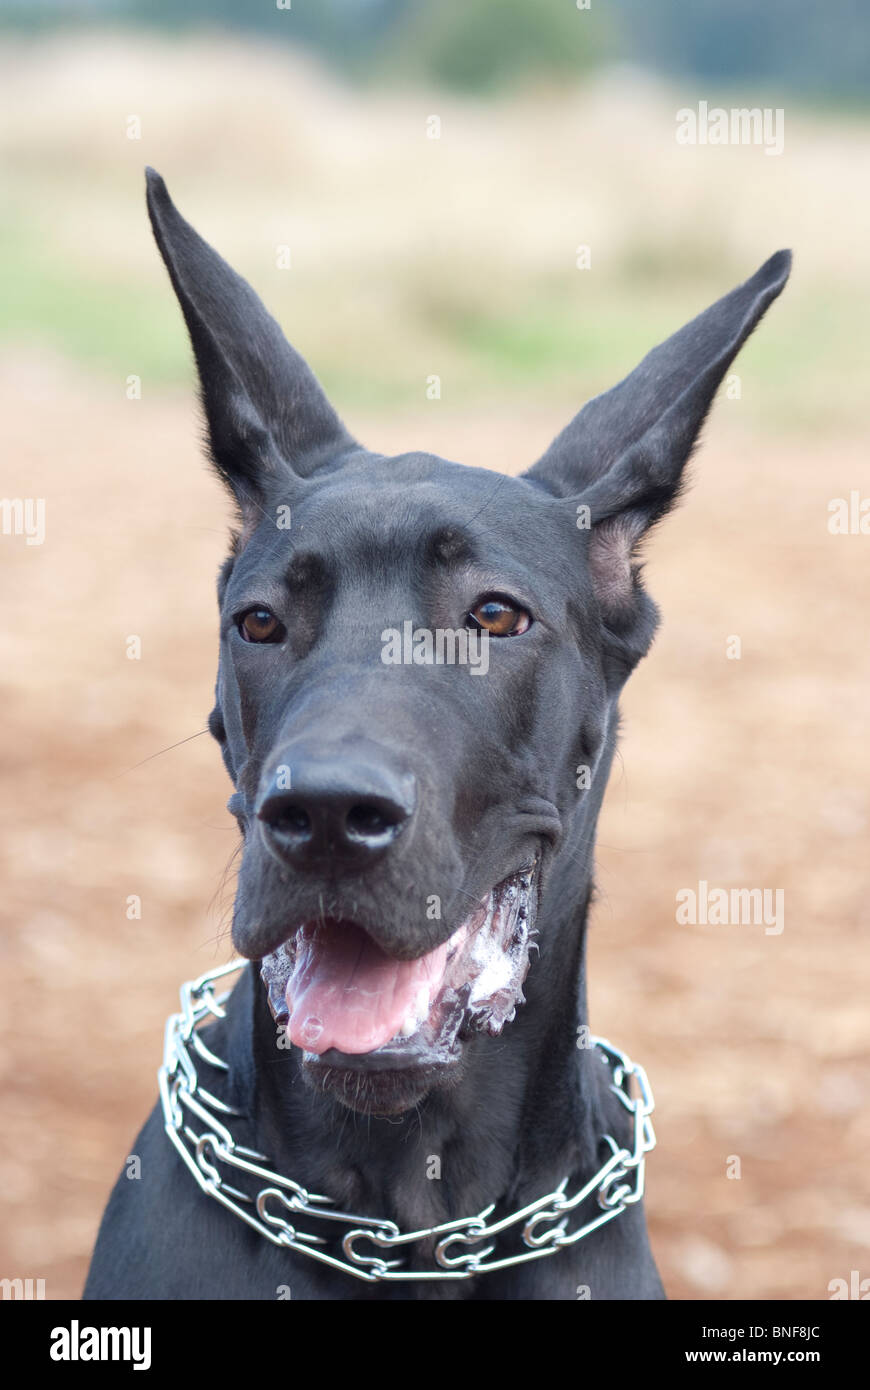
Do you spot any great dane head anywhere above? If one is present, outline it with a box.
[146,169,789,1116]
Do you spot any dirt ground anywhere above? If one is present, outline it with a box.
[1,359,868,1301]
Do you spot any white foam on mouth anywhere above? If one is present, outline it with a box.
[299,1016,324,1047]
[398,983,433,1039]
[375,867,535,1056]
[465,896,512,1002]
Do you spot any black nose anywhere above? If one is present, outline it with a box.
[257,753,416,870]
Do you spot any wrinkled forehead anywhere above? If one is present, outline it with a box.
[232,451,580,591]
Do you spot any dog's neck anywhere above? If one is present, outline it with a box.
[238,718,626,1235]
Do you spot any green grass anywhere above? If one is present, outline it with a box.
[0,225,191,384]
[1,216,863,434]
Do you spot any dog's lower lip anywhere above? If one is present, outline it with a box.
[303,1047,450,1074]
[259,863,539,1073]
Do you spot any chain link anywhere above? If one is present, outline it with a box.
[158,961,656,1282]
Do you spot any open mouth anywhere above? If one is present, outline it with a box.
[260,864,538,1072]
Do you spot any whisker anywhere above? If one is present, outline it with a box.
[113,728,210,779]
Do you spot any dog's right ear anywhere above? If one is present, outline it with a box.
[524,251,790,658]
[145,168,354,513]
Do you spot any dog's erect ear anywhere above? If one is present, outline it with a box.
[525,251,791,631]
[145,168,354,508]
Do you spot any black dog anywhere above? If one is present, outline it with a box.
[84,170,789,1300]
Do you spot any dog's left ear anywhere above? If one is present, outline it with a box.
[525,251,791,636]
[145,168,355,513]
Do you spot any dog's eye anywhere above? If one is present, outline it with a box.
[466,594,531,637]
[238,607,284,643]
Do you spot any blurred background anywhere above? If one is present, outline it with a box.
[1,0,868,1301]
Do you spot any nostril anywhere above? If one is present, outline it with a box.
[346,803,397,841]
[270,804,312,838]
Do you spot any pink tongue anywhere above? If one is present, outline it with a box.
[286,921,450,1055]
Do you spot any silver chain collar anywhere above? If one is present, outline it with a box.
[158,960,657,1283]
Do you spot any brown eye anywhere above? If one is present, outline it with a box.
[466,594,531,637]
[239,607,284,643]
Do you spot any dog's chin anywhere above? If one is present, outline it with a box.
[297,1053,465,1116]
[258,864,539,1115]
